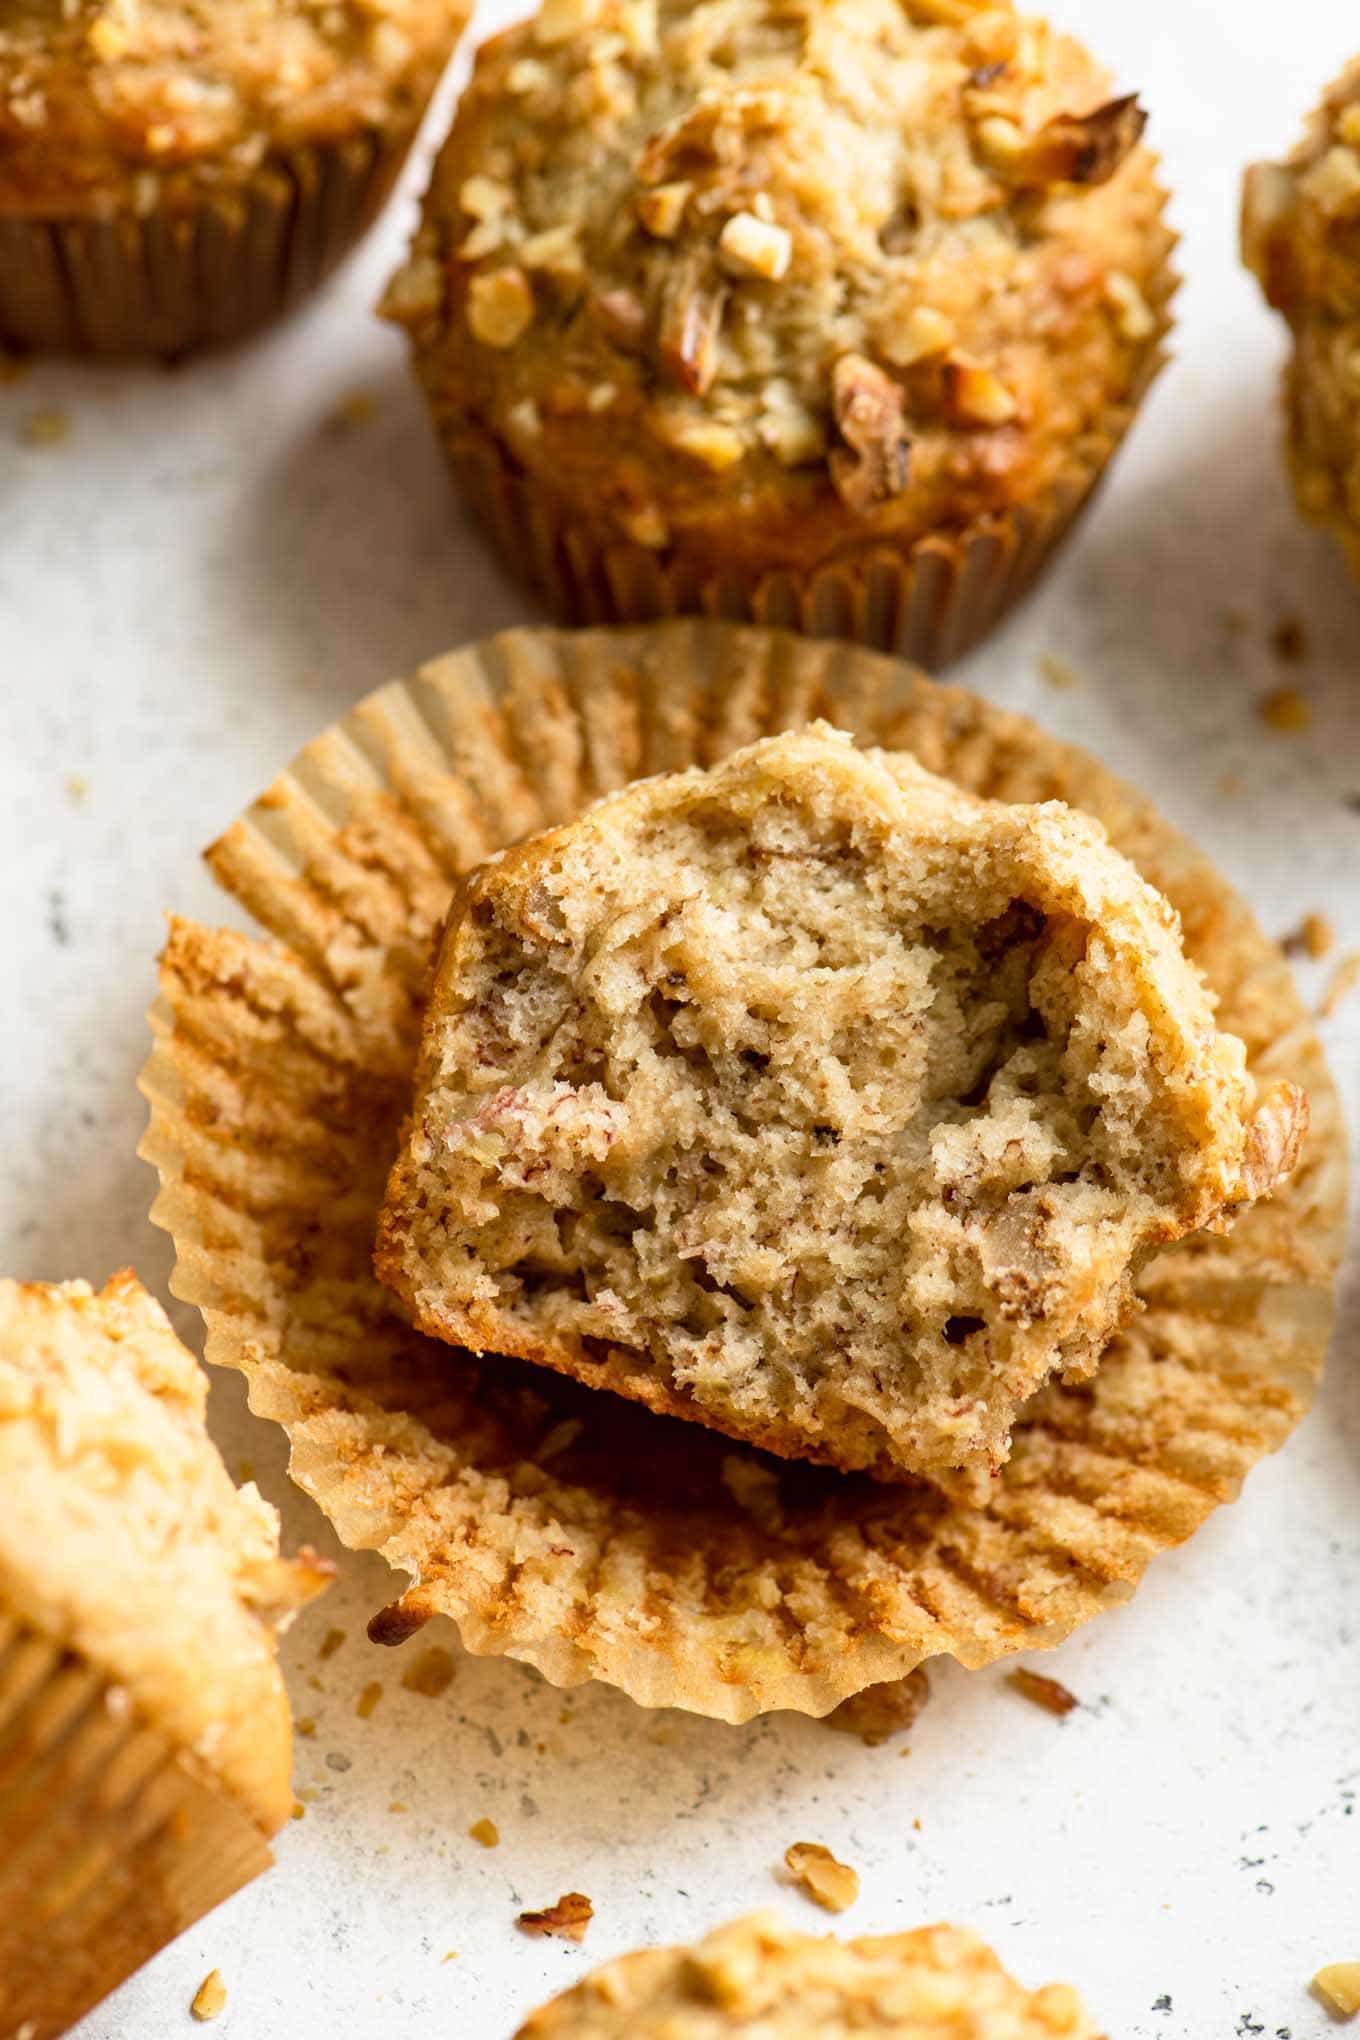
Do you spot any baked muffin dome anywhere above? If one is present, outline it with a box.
[0,0,471,351]
[384,0,1172,662]
[1243,58,1360,578]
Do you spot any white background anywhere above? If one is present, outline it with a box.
[4,3,1359,2035]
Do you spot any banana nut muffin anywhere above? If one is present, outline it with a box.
[1243,58,1360,578]
[376,725,1304,1489]
[0,0,470,351]
[514,1911,1104,2037]
[383,0,1172,660]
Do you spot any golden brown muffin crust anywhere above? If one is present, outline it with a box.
[0,1271,328,1833]
[513,1911,1104,2036]
[385,0,1170,575]
[0,0,468,213]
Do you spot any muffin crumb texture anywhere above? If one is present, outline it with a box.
[512,1911,1103,2036]
[377,726,1298,1488]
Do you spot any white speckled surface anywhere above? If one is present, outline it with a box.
[3,4,1359,2036]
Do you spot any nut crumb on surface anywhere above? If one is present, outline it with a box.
[468,1816,500,1847]
[318,1627,346,1660]
[357,1680,384,1719]
[518,1892,593,1941]
[20,407,69,447]
[1038,651,1079,691]
[400,1646,458,1697]
[190,1970,227,2022]
[327,390,377,432]
[784,1840,861,1913]
[1007,1667,1079,1716]
[1259,685,1313,731]
[291,1799,305,1820]
[1283,911,1335,961]
[825,1668,931,1747]
[1321,950,1360,1017]
[1314,1963,1360,2015]
[1272,614,1309,663]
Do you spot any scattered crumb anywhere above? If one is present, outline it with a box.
[912,1817,922,1830]
[825,1668,931,1748]
[1313,1964,1360,2016]
[784,1841,860,1914]
[468,1817,500,1849]
[64,773,88,805]
[1320,951,1360,1018]
[357,1681,384,1720]
[325,1751,351,1773]
[1271,614,1308,664]
[326,389,377,432]
[291,1801,305,1821]
[1217,771,1242,800]
[1258,685,1313,732]
[296,1717,316,1739]
[318,1628,346,1661]
[307,1675,324,1692]
[442,1952,459,1965]
[1038,651,1079,691]
[298,1787,319,1805]
[1007,1668,1080,1717]
[1283,912,1336,962]
[389,1800,408,1814]
[20,407,68,448]
[190,1971,227,2023]
[517,1893,593,1943]
[400,1647,457,1699]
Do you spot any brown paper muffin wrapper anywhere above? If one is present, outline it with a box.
[0,1603,273,2040]
[139,622,1345,1724]
[435,225,1177,670]
[0,129,413,357]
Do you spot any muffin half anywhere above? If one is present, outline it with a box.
[384,0,1173,663]
[0,0,470,354]
[0,1272,329,2040]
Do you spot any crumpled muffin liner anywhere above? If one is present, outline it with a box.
[139,621,1344,1723]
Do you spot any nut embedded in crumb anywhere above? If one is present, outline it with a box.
[784,1841,860,1913]
[1007,1667,1079,1716]
[1321,951,1360,1017]
[1258,685,1313,732]
[1283,911,1335,961]
[718,210,793,280]
[829,352,911,510]
[190,1970,227,2022]
[467,267,535,348]
[469,1817,500,1847]
[401,1646,458,1697]
[825,1668,931,1748]
[1314,1964,1360,2016]
[518,1892,594,1941]
[942,354,1018,426]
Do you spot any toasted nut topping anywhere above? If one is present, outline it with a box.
[757,385,826,467]
[520,225,585,278]
[1241,162,1298,307]
[591,286,648,349]
[829,352,911,511]
[1104,268,1156,341]
[636,180,692,238]
[379,254,443,324]
[518,1892,594,1941]
[467,268,535,348]
[659,253,727,395]
[1301,144,1360,219]
[649,407,747,469]
[942,353,1018,425]
[784,1841,860,1913]
[718,210,793,280]
[1233,1082,1308,1203]
[1007,1666,1079,1716]
[826,1668,931,1746]
[1314,1964,1360,2016]
[1002,95,1148,188]
[962,9,1019,63]
[459,174,514,221]
[904,0,993,21]
[883,304,956,367]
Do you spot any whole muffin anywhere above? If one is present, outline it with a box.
[0,0,470,353]
[1243,59,1360,579]
[384,0,1173,664]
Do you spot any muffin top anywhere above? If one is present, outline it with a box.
[1243,58,1360,326]
[0,1272,329,1834]
[0,0,468,213]
[386,0,1168,568]
[514,1911,1103,2037]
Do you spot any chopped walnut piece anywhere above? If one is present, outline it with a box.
[718,210,793,280]
[658,255,727,395]
[649,406,747,469]
[518,1892,594,1942]
[636,180,692,238]
[1003,96,1147,189]
[1232,1083,1308,1204]
[1314,1964,1360,2016]
[521,226,585,279]
[467,268,535,348]
[883,305,955,367]
[591,287,647,349]
[1007,1667,1079,1716]
[318,1627,346,1661]
[459,174,514,222]
[380,253,443,324]
[1104,268,1156,341]
[1259,685,1313,731]
[190,1971,227,2023]
[757,385,826,467]
[784,1841,860,1913]
[1322,951,1360,1018]
[825,1668,931,1747]
[1283,911,1335,961]
[829,353,911,511]
[942,354,1018,425]
[468,1816,500,1847]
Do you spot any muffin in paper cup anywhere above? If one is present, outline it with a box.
[1242,56,1360,582]
[382,0,1176,667]
[138,622,1345,1724]
[513,1910,1103,2038]
[0,1272,330,2040]
[0,1,471,357]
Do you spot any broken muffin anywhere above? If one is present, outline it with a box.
[376,725,1303,1488]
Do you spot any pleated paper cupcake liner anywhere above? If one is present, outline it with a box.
[139,621,1345,1724]
[0,129,411,358]
[0,1605,274,2040]
[426,217,1177,670]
